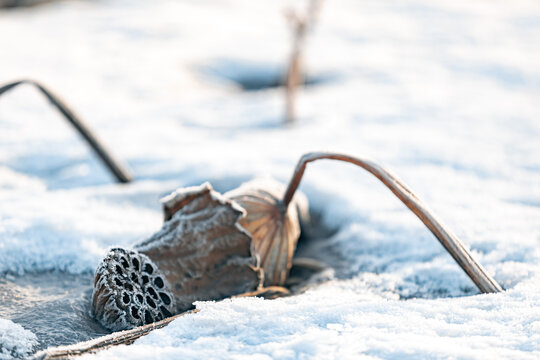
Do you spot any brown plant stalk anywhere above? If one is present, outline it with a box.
[284,0,323,124]
[0,79,133,183]
[282,152,503,294]
[32,310,199,360]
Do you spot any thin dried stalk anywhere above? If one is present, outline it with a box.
[284,0,324,124]
[32,310,198,360]
[282,152,503,294]
[0,79,133,183]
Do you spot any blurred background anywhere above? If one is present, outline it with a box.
[2,0,539,189]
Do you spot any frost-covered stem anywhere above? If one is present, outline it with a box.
[0,79,133,183]
[32,310,198,359]
[282,152,503,294]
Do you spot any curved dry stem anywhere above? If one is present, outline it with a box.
[0,79,133,183]
[282,152,502,294]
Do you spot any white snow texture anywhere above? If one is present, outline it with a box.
[0,319,37,360]
[1,0,540,359]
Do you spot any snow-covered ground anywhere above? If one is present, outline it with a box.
[1,0,540,358]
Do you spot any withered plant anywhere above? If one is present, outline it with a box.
[5,80,502,355]
[0,79,133,183]
[92,183,263,331]
[36,150,502,358]
[280,152,503,293]
[226,152,502,294]
[225,178,309,287]
[284,0,324,124]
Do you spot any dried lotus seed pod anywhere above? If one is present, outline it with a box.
[225,178,308,287]
[92,248,176,331]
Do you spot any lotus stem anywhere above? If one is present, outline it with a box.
[284,0,323,124]
[32,310,198,359]
[282,152,502,294]
[0,79,133,183]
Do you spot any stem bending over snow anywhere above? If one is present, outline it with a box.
[283,152,502,294]
[0,79,133,183]
[32,310,199,359]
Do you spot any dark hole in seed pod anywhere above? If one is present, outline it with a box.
[114,278,122,287]
[154,277,164,288]
[143,264,154,274]
[160,306,172,318]
[131,272,138,282]
[120,257,129,269]
[132,258,140,271]
[146,296,156,309]
[122,292,130,305]
[159,292,171,305]
[155,313,163,321]
[115,265,123,275]
[142,275,149,284]
[147,287,158,300]
[124,283,133,292]
[144,310,153,324]
[136,294,144,303]
[131,306,140,319]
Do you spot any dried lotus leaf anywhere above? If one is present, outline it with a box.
[225,178,308,286]
[135,182,263,312]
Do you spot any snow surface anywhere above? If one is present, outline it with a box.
[0,319,37,359]
[1,0,540,358]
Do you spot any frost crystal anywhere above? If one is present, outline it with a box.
[92,248,175,331]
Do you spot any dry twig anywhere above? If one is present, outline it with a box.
[282,152,503,294]
[32,310,198,360]
[0,79,133,183]
[284,0,324,124]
